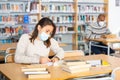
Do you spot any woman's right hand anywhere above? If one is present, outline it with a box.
[39,57,51,64]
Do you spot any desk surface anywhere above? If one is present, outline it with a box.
[0,54,120,80]
[89,38,120,43]
[0,43,17,51]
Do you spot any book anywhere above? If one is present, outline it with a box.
[62,67,90,73]
[21,64,48,72]
[23,15,29,24]
[24,71,48,75]
[63,60,86,66]
[18,15,24,23]
[28,74,51,79]
[21,67,46,72]
[22,65,50,79]
[29,15,38,24]
[62,64,91,70]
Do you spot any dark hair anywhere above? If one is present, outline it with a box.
[98,14,105,19]
[29,17,56,47]
[97,14,106,22]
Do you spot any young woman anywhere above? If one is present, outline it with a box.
[14,17,64,64]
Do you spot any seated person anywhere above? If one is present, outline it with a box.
[85,14,115,55]
[14,17,64,64]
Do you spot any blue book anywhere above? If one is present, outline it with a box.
[24,15,29,24]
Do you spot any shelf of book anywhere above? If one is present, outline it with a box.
[0,0,108,51]
[0,0,40,43]
[77,0,108,51]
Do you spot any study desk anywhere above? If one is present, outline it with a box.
[0,54,120,80]
[88,38,120,55]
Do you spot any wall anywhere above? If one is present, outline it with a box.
[108,0,120,36]
[108,0,120,48]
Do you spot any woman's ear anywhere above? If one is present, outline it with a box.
[37,25,41,32]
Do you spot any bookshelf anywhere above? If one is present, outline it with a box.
[40,0,77,50]
[0,0,40,43]
[0,0,108,51]
[77,0,108,51]
[39,0,108,50]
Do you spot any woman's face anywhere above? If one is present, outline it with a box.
[38,25,54,36]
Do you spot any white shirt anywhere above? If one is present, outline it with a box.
[14,34,64,64]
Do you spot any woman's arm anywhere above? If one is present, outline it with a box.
[50,38,64,60]
[14,34,40,64]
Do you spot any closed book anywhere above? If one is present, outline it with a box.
[24,71,48,75]
[18,15,23,23]
[62,67,90,73]
[21,67,46,72]
[63,60,86,66]
[28,74,51,79]
[23,15,29,24]
[62,64,91,70]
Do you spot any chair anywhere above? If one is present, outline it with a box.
[4,54,14,63]
[5,47,16,54]
[4,47,16,63]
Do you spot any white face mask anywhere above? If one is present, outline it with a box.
[99,21,105,27]
[39,32,50,41]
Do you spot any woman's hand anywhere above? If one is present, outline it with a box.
[40,57,51,64]
[51,57,59,62]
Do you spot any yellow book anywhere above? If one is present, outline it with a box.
[102,60,110,66]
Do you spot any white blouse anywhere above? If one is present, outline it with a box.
[14,34,64,64]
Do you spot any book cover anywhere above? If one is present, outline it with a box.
[18,15,24,23]
[62,64,91,70]
[62,67,90,73]
[24,71,48,75]
[21,67,46,72]
[29,15,38,24]
[23,15,29,24]
[63,60,86,66]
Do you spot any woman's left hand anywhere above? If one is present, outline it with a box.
[51,57,59,62]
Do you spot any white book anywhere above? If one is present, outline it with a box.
[62,64,91,70]
[21,67,46,72]
[24,71,48,75]
[63,60,86,66]
[62,67,90,74]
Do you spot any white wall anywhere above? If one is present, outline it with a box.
[108,0,120,48]
[108,0,120,36]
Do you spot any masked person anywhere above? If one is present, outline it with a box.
[14,17,64,64]
[85,14,115,54]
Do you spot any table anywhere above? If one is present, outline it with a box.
[88,38,120,55]
[0,54,120,80]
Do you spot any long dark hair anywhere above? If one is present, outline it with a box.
[29,17,56,47]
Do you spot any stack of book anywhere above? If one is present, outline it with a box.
[21,65,50,79]
[62,60,91,73]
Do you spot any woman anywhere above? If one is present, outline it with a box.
[14,17,64,64]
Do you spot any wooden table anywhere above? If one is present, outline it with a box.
[0,43,17,51]
[0,54,120,80]
[88,38,120,55]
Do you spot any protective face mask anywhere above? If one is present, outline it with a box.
[39,32,50,41]
[99,21,105,27]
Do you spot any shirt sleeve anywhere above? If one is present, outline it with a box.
[85,25,96,39]
[50,38,64,60]
[14,34,40,64]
